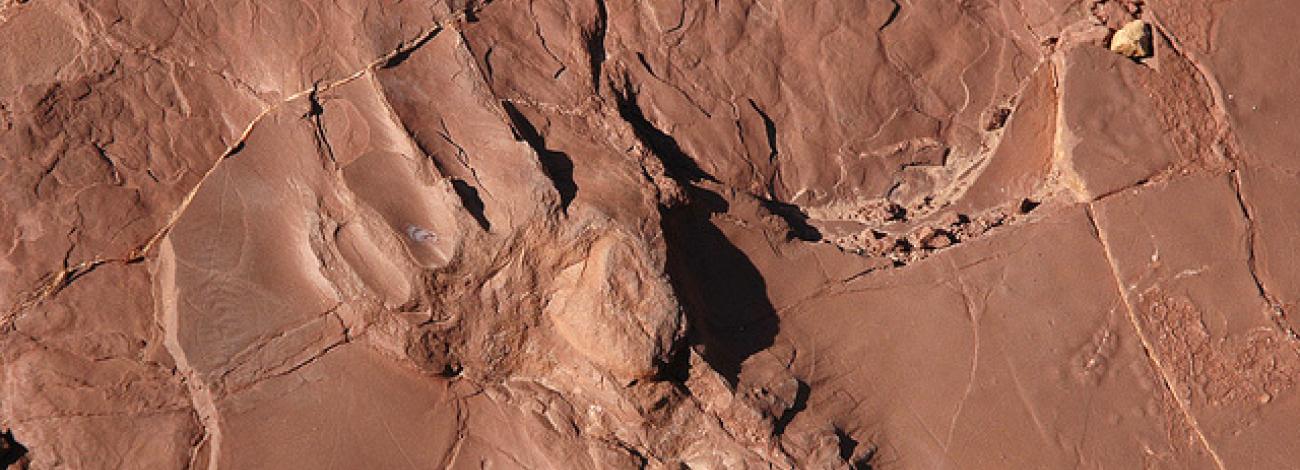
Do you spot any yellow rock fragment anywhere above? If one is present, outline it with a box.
[1110,20,1151,58]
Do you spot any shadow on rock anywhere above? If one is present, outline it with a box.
[0,431,27,468]
[662,186,779,385]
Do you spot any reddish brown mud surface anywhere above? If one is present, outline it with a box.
[3,0,1299,468]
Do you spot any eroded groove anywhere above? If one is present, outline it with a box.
[1230,169,1300,339]
[942,272,982,455]
[1151,14,1299,340]
[1084,204,1227,470]
[159,243,224,470]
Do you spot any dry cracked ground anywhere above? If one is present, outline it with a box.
[2,0,1300,468]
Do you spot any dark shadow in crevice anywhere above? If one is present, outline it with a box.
[500,101,577,210]
[833,428,876,470]
[1018,198,1041,214]
[614,78,718,183]
[221,140,246,159]
[662,186,778,385]
[654,336,694,384]
[879,0,901,31]
[636,52,656,76]
[382,28,442,69]
[835,428,859,464]
[585,0,608,93]
[0,430,27,468]
[773,380,811,435]
[854,448,878,469]
[450,179,491,230]
[747,98,778,163]
[758,198,822,242]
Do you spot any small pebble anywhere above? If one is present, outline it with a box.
[1110,20,1151,59]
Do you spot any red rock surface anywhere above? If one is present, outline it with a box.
[3,0,1299,468]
